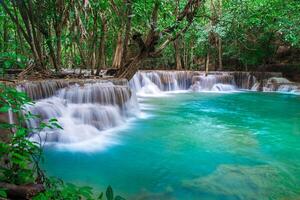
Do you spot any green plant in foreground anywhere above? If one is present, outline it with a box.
[0,83,125,199]
[34,180,125,200]
[0,83,61,185]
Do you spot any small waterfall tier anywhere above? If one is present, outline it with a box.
[20,79,139,150]
[130,71,193,93]
[251,77,300,93]
[190,74,236,92]
[17,79,128,101]
[130,71,286,94]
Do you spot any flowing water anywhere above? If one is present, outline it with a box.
[21,71,300,200]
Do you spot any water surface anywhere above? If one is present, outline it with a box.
[43,92,300,200]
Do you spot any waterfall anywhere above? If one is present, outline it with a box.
[129,71,300,95]
[17,80,69,101]
[130,71,238,94]
[16,70,298,151]
[129,71,193,95]
[21,80,139,151]
[251,77,300,93]
[190,74,236,92]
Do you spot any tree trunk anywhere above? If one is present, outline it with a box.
[45,36,59,72]
[96,16,107,75]
[190,45,194,69]
[91,52,96,75]
[217,0,223,70]
[56,30,62,69]
[209,0,217,71]
[218,37,223,70]
[116,0,203,80]
[112,32,123,68]
[90,14,98,75]
[117,52,147,80]
[174,39,183,70]
[120,0,132,68]
[205,52,210,76]
[3,18,8,52]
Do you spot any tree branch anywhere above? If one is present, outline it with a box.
[152,23,192,56]
[109,0,122,17]
[0,1,30,43]
[162,0,201,35]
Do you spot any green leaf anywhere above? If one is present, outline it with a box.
[0,189,7,198]
[49,118,58,122]
[106,186,114,200]
[52,122,63,130]
[98,192,104,200]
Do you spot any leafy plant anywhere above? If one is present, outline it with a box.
[34,181,125,200]
[0,83,62,185]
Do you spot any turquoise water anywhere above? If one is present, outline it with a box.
[43,92,300,200]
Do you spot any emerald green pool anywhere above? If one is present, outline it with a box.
[43,92,300,200]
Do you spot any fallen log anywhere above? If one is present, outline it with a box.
[0,182,44,200]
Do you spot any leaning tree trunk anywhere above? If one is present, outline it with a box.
[116,0,203,80]
[117,52,147,80]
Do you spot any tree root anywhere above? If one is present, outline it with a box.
[18,62,55,80]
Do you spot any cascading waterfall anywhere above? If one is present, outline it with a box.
[251,77,300,93]
[130,70,299,95]
[129,71,193,95]
[190,74,236,92]
[14,70,299,151]
[21,80,139,151]
[130,71,241,94]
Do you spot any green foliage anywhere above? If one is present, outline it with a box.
[0,188,7,198]
[33,178,95,200]
[0,0,299,71]
[33,178,125,200]
[0,52,28,76]
[218,0,300,66]
[0,84,62,185]
[0,84,37,185]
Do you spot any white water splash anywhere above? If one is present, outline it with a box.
[251,77,300,94]
[19,71,299,152]
[24,81,140,151]
[130,71,238,95]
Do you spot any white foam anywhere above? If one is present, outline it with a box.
[25,81,141,152]
[130,71,238,95]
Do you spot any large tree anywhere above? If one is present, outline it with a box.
[116,0,203,80]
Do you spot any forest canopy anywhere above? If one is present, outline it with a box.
[0,0,299,79]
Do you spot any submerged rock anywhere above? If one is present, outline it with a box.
[182,164,299,200]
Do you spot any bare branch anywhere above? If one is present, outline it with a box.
[153,23,192,56]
